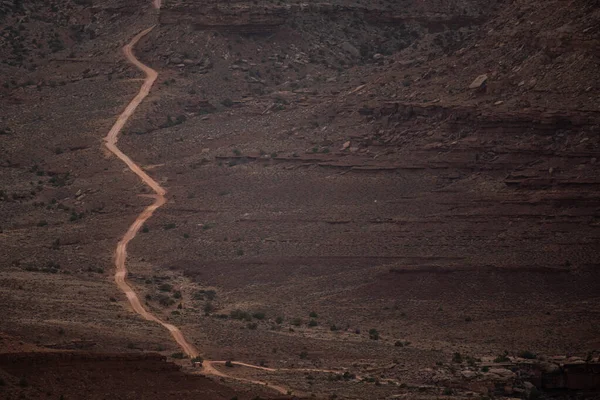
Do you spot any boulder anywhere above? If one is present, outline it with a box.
[469,74,488,89]
[488,368,516,380]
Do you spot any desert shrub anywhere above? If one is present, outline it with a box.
[221,98,234,107]
[368,328,379,340]
[308,319,318,327]
[171,352,187,359]
[518,350,537,359]
[203,302,215,314]
[247,322,258,330]
[481,366,489,372]
[494,351,510,363]
[173,290,182,299]
[252,312,265,320]
[275,316,283,324]
[466,355,479,366]
[330,324,338,331]
[299,351,308,359]
[225,360,234,367]
[159,283,172,292]
[309,311,318,318]
[342,371,355,380]
[452,352,463,363]
[164,223,176,230]
[157,294,175,307]
[394,340,403,347]
[142,225,149,233]
[291,318,303,326]
[230,309,252,321]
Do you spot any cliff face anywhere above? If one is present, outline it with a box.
[160,5,289,33]
[159,0,497,33]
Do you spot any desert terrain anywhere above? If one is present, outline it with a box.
[1,0,599,399]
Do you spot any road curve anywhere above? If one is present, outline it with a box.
[103,26,199,359]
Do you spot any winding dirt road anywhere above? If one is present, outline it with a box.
[102,3,363,396]
[103,26,199,359]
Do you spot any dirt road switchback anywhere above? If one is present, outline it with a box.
[103,26,199,360]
